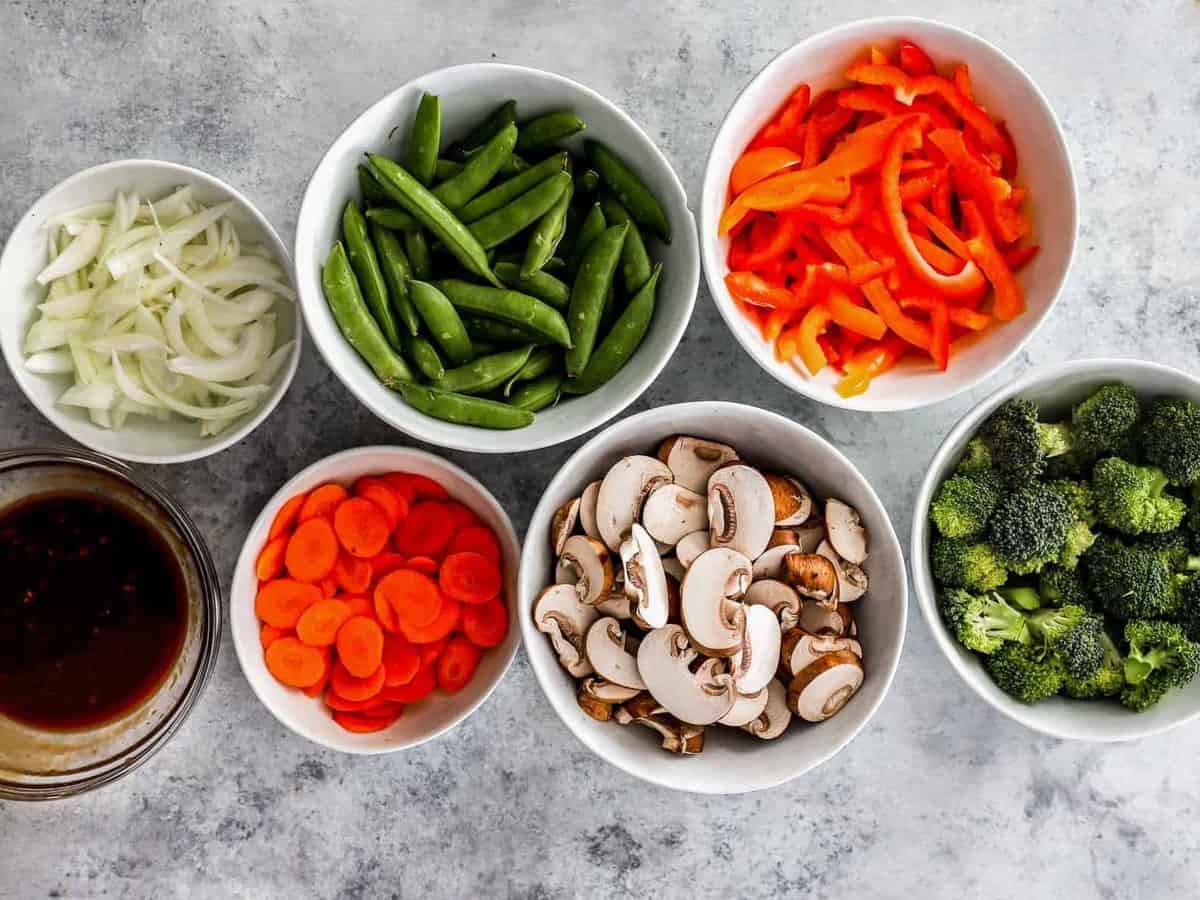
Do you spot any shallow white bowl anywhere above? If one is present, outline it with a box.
[519,401,907,793]
[231,446,521,754]
[295,63,700,453]
[0,159,301,464]
[912,359,1200,742]
[700,17,1078,412]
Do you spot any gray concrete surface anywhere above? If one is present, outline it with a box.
[2,1,1199,897]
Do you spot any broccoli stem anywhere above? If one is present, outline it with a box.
[997,586,1041,611]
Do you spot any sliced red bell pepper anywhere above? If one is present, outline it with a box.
[961,200,1025,321]
[797,306,833,374]
[907,202,971,261]
[765,306,798,343]
[802,106,856,167]
[740,214,800,269]
[720,173,851,234]
[928,128,1028,243]
[789,182,873,227]
[837,87,907,117]
[836,334,910,398]
[996,121,1019,180]
[1003,244,1039,272]
[823,287,887,340]
[947,305,992,331]
[777,84,812,131]
[898,41,936,77]
[911,233,962,274]
[899,168,944,204]
[953,65,972,101]
[932,174,954,226]
[816,333,843,371]
[869,46,890,66]
[730,147,803,195]
[899,295,951,370]
[910,97,958,129]
[725,271,796,309]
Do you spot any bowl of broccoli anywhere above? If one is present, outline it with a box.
[912,358,1200,741]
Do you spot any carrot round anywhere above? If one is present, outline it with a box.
[439,551,502,604]
[285,517,339,583]
[381,637,421,687]
[399,596,461,644]
[374,591,400,634]
[419,638,447,667]
[404,556,439,577]
[260,623,286,650]
[447,525,502,564]
[266,637,328,688]
[256,578,322,629]
[441,500,480,531]
[360,700,404,720]
[324,691,374,711]
[336,615,385,677]
[384,472,448,501]
[320,575,339,598]
[296,598,353,647]
[302,665,330,698]
[376,569,442,628]
[341,594,373,618]
[437,637,482,693]
[394,501,456,558]
[333,710,399,733]
[255,534,288,581]
[355,478,409,530]
[299,482,348,521]
[369,552,408,584]
[333,497,391,558]
[380,666,435,703]
[330,660,385,702]
[268,492,306,540]
[462,598,509,648]
[333,552,372,594]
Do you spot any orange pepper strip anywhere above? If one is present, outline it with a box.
[1003,244,1040,272]
[927,129,1028,243]
[797,306,833,374]
[823,288,888,340]
[725,271,795,309]
[899,296,951,370]
[721,177,850,234]
[836,335,910,398]
[789,182,873,228]
[961,200,1025,321]
[911,233,962,274]
[765,306,797,343]
[948,306,992,331]
[907,203,972,260]
[836,86,907,117]
[730,147,803,196]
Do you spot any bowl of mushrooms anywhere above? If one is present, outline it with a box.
[518,401,907,793]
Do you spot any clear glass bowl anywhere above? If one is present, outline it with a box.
[0,448,220,800]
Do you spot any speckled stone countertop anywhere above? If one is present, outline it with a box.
[2,1,1199,897]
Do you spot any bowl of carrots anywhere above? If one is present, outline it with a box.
[230,446,520,753]
[700,17,1077,411]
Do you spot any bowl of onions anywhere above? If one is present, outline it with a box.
[0,159,301,464]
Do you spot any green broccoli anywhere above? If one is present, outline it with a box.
[1059,520,1097,570]
[1048,479,1097,526]
[930,537,1008,592]
[986,641,1065,703]
[1177,577,1200,643]
[929,472,1002,539]
[979,398,1073,483]
[987,483,1074,574]
[1092,457,1187,535]
[1056,613,1107,681]
[1141,398,1200,487]
[1026,603,1087,646]
[1187,497,1200,541]
[1121,620,1200,711]
[1062,628,1125,699]
[1039,565,1090,607]
[954,438,994,478]
[1071,383,1140,456]
[997,585,1041,610]
[1082,533,1180,619]
[1136,530,1200,573]
[939,588,1030,654]
[1045,449,1095,481]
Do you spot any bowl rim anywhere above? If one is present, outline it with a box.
[229,444,522,755]
[0,157,303,465]
[699,15,1080,413]
[911,358,1200,741]
[517,400,909,793]
[292,61,700,453]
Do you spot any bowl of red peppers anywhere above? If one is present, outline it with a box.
[701,18,1077,410]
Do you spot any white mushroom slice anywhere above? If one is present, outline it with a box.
[636,625,736,725]
[717,687,769,727]
[595,589,633,620]
[661,556,686,582]
[584,617,646,690]
[792,521,826,553]
[708,464,775,560]
[825,499,868,564]
[580,677,641,704]
[657,435,738,494]
[816,539,869,603]
[549,497,580,555]
[680,548,751,657]
[614,693,706,754]
[579,480,602,540]
[787,650,863,722]
[797,601,853,636]
[745,579,802,631]
[554,535,613,607]
[596,455,673,551]
[675,530,710,569]
[752,543,800,580]
[764,473,813,526]
[780,629,863,678]
[742,678,792,739]
[783,553,840,605]
[641,483,707,545]
[620,523,670,629]
[730,604,782,695]
[533,584,599,677]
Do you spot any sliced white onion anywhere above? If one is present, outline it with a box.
[39,288,96,319]
[167,320,268,382]
[24,318,89,353]
[37,221,102,285]
[59,380,117,410]
[25,350,75,374]
[106,201,233,279]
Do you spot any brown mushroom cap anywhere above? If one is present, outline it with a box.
[657,435,739,494]
[555,535,614,606]
[786,650,863,722]
[742,678,792,739]
[641,483,708,545]
[764,473,813,526]
[783,553,840,604]
[550,497,580,556]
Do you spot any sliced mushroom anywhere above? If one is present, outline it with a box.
[661,556,687,582]
[797,601,854,636]
[717,686,769,727]
[680,548,751,657]
[708,464,775,560]
[783,553,840,605]
[742,678,792,740]
[675,530,710,569]
[745,579,802,631]
[614,693,706,754]
[554,535,613,607]
[641,483,708,545]
[595,589,633,620]
[816,539,869,603]
[752,543,799,581]
[657,435,738,494]
[620,523,670,629]
[787,650,863,722]
[595,456,673,551]
[825,499,868,564]
[532,584,599,677]
[780,629,862,678]
[636,625,737,725]
[549,497,580,555]
[791,520,826,554]
[730,603,782,695]
[764,473,813,526]
[579,480,601,540]
[584,617,646,690]
[581,677,641,704]
[577,688,615,722]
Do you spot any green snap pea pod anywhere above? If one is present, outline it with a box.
[435,159,463,180]
[521,179,573,278]
[468,171,572,250]
[458,152,569,223]
[436,345,534,395]
[404,333,446,382]
[563,264,660,395]
[403,229,432,280]
[498,153,530,176]
[461,314,545,347]
[322,242,414,387]
[436,279,572,348]
[397,381,534,430]
[359,165,390,205]
[434,122,517,211]
[516,112,586,152]
[598,194,654,294]
[342,200,401,349]
[503,347,557,396]
[493,261,570,308]
[575,168,601,195]
[469,340,499,357]
[564,222,627,377]
[566,202,606,273]
[544,256,567,272]
[370,224,420,336]
[365,206,419,231]
[406,92,441,186]
[452,99,517,159]
[409,280,474,366]
[366,154,500,287]
[586,141,671,243]
[509,372,564,412]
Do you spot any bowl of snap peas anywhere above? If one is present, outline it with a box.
[295,64,700,452]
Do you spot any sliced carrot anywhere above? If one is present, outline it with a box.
[405,556,439,576]
[299,483,349,522]
[285,517,339,583]
[394,501,456,558]
[333,710,399,733]
[255,535,288,581]
[296,598,353,647]
[381,636,421,687]
[374,591,400,634]
[265,637,328,688]
[333,552,372,594]
[355,478,409,531]
[268,492,307,540]
[419,638,447,667]
[376,569,443,628]
[332,497,390,558]
[440,500,480,531]
[337,615,385,677]
[341,594,373,618]
[447,525,502,564]
[324,690,376,712]
[360,700,404,719]
[256,578,322,629]
[260,623,286,650]
[437,638,482,693]
[462,599,510,649]
[380,666,436,703]
[330,660,385,702]
[439,552,502,605]
[303,665,330,698]
[384,472,448,501]
[369,552,408,585]
[399,596,461,644]
[320,575,339,598]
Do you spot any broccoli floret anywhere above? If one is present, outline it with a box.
[1092,457,1187,535]
[1187,498,1200,541]
[1048,479,1097,526]
[1045,449,1095,481]
[1026,603,1087,646]
[939,588,1030,654]
[1063,628,1125,699]
[1059,520,1097,570]
[1071,383,1140,455]
[929,472,1002,539]
[1141,398,1200,487]
[1121,620,1200,711]
[930,537,1008,592]
[955,438,994,478]
[1136,530,1200,573]
[1056,613,1107,681]
[997,585,1041,610]
[979,398,1073,483]
[988,483,1074,574]
[1083,534,1180,619]
[1177,577,1200,643]
[986,642,1065,703]
[1039,565,1090,607]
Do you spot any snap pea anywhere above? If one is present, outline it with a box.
[509,372,564,412]
[406,92,441,186]
[493,261,570,308]
[359,165,390,205]
[468,171,572,250]
[563,263,660,395]
[498,153,530,176]
[409,280,474,366]
[469,340,499,357]
[521,178,573,278]
[370,224,420,336]
[366,154,500,287]
[458,152,569,223]
[566,202,606,273]
[434,122,517,211]
[365,206,418,231]
[503,347,557,396]
[342,200,401,349]
[397,381,534,430]
[404,333,446,382]
[322,242,413,387]
[434,159,463,181]
[452,99,517,159]
[598,194,653,293]
[437,345,534,395]
[461,313,546,347]
[564,222,627,377]
[403,230,432,280]
[586,141,671,243]
[575,168,601,195]
[436,279,573,348]
[516,112,586,151]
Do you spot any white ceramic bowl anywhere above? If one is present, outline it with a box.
[295,63,700,453]
[519,402,907,793]
[0,159,301,464]
[700,17,1078,412]
[912,359,1200,741]
[231,446,521,754]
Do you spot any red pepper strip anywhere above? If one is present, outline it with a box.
[880,121,986,298]
[869,46,889,65]
[797,306,833,374]
[837,87,907,117]
[730,147,803,195]
[790,182,873,227]
[910,97,957,129]
[898,295,951,370]
[836,334,910,398]
[901,158,935,173]
[721,175,851,234]
[996,121,1018,180]
[777,84,812,131]
[803,89,840,122]
[906,212,930,239]
[741,215,800,269]
[823,287,888,340]
[907,202,972,260]
[953,65,972,101]
[1003,244,1039,272]
[899,41,936,77]
[911,233,962,274]
[928,129,1028,243]
[899,169,943,204]
[725,271,797,309]
[803,107,856,167]
[961,200,1025,321]
[816,334,843,371]
[765,306,799,343]
[948,305,991,331]
[932,175,953,225]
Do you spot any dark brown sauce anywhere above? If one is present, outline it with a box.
[0,492,187,730]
